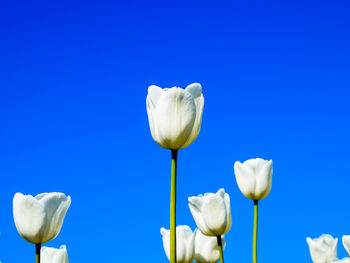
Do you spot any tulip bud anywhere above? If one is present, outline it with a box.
[13,192,71,244]
[188,188,232,236]
[306,235,338,263]
[41,245,69,263]
[194,229,225,263]
[234,158,273,200]
[343,236,350,256]
[146,83,204,149]
[160,225,195,263]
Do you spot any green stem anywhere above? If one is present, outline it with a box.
[170,149,178,263]
[217,235,224,263]
[36,243,41,263]
[253,200,258,263]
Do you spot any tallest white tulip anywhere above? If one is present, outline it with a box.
[146,83,204,263]
[146,83,204,150]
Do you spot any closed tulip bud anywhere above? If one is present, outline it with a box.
[41,245,69,263]
[343,236,350,256]
[160,225,195,263]
[307,235,338,263]
[13,192,71,244]
[146,83,204,150]
[188,188,232,236]
[194,229,225,263]
[234,158,273,200]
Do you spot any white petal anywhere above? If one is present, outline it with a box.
[160,227,170,260]
[181,93,204,149]
[223,192,232,234]
[146,95,160,145]
[188,196,209,235]
[234,161,256,200]
[255,160,273,200]
[37,193,71,243]
[156,88,196,149]
[147,85,164,107]
[201,193,227,236]
[343,236,350,256]
[185,83,202,99]
[13,193,46,244]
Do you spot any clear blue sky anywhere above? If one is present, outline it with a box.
[1,0,350,262]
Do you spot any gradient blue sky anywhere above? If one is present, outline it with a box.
[1,0,350,262]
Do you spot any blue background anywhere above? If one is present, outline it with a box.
[1,0,350,262]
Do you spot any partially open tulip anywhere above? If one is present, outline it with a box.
[188,188,231,236]
[41,245,69,263]
[146,83,204,150]
[343,236,350,256]
[160,225,195,263]
[234,158,273,200]
[307,235,338,263]
[13,192,71,244]
[194,229,225,263]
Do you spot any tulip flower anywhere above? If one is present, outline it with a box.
[13,192,71,263]
[146,83,204,150]
[147,83,204,263]
[41,245,69,263]
[188,188,231,263]
[160,226,195,263]
[234,158,273,263]
[343,236,350,256]
[234,158,273,201]
[194,229,225,263]
[306,234,338,263]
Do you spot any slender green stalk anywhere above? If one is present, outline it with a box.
[36,243,41,263]
[253,200,258,263]
[170,149,178,263]
[217,235,224,263]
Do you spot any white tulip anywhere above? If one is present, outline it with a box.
[160,225,195,263]
[188,188,231,236]
[333,259,350,263]
[343,236,350,256]
[146,83,204,149]
[306,235,338,263]
[13,192,71,244]
[234,158,273,200]
[194,229,225,263]
[41,245,69,263]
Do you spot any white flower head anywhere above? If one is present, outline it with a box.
[188,188,231,236]
[194,229,225,263]
[307,234,338,263]
[160,225,195,263]
[13,192,71,244]
[41,245,69,263]
[234,158,273,200]
[146,83,204,149]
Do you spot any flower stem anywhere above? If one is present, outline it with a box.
[36,243,41,263]
[217,235,224,263]
[170,149,178,263]
[253,200,258,263]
